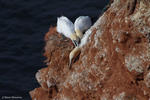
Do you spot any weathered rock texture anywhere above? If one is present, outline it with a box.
[30,0,150,99]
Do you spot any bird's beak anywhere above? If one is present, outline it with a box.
[72,40,78,47]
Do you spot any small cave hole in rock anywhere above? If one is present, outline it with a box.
[135,73,144,85]
[147,65,150,70]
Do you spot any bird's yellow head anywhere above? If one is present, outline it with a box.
[70,33,80,47]
[75,29,83,39]
[69,47,81,69]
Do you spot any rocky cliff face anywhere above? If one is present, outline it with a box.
[30,0,150,100]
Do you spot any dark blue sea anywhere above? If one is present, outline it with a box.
[0,0,109,99]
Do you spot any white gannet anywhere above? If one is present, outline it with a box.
[74,16,92,39]
[57,16,80,47]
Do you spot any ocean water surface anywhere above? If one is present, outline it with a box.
[0,0,109,99]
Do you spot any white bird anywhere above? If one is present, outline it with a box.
[57,16,80,47]
[74,16,92,39]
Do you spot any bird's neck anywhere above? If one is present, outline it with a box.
[70,33,78,40]
[76,30,83,39]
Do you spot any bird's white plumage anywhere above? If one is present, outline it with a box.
[74,16,92,32]
[57,16,75,38]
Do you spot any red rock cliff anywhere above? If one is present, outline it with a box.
[30,0,150,99]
